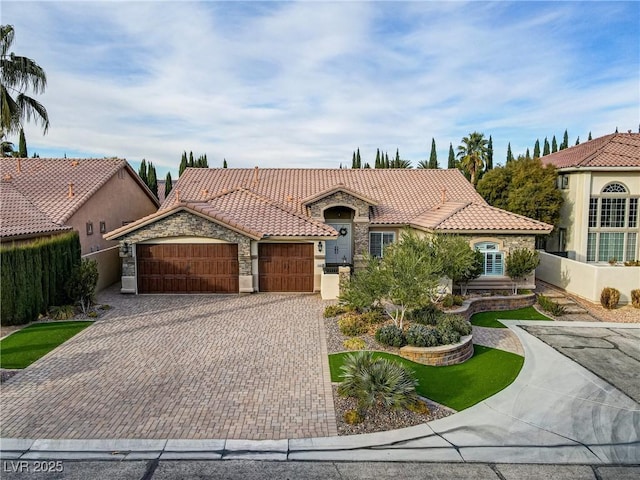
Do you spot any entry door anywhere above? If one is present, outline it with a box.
[325,223,352,264]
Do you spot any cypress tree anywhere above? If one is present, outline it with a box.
[356,148,362,168]
[428,138,438,169]
[138,159,148,184]
[375,149,380,168]
[385,153,390,168]
[351,151,356,169]
[486,135,493,171]
[148,162,158,197]
[18,128,27,157]
[525,148,531,161]
[223,158,227,168]
[561,129,569,150]
[165,172,173,197]
[448,143,455,169]
[203,153,208,167]
[575,136,580,145]
[179,151,187,176]
[588,131,592,141]
[506,143,514,163]
[533,139,540,158]
[543,137,550,156]
[551,136,558,153]
[363,162,370,168]
[188,151,194,167]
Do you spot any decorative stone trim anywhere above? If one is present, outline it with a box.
[400,335,473,366]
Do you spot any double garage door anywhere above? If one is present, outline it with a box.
[136,243,314,293]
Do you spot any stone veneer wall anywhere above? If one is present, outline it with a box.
[450,294,536,321]
[118,211,252,276]
[400,335,473,366]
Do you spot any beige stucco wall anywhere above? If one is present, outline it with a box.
[537,251,639,304]
[70,169,158,255]
[82,246,120,292]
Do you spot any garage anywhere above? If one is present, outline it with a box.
[137,243,239,294]
[258,243,314,292]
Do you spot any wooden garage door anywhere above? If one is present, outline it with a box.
[258,243,314,292]
[137,244,239,294]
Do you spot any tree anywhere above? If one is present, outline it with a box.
[164,172,173,197]
[417,159,429,169]
[18,127,26,157]
[486,135,493,171]
[575,136,580,145]
[179,151,187,176]
[147,162,158,198]
[1,25,50,138]
[385,153,390,168]
[506,143,514,164]
[525,148,531,161]
[428,138,438,169]
[138,159,148,185]
[223,158,227,168]
[543,137,550,156]
[447,143,455,169]
[551,136,558,153]
[456,132,488,185]
[533,139,540,159]
[375,149,381,168]
[588,131,592,141]
[188,151,194,167]
[356,148,362,168]
[65,259,98,314]
[434,235,483,295]
[505,248,539,294]
[351,151,356,169]
[560,129,569,150]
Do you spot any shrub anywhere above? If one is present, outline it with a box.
[632,289,640,309]
[98,304,112,310]
[438,327,461,345]
[375,324,405,347]
[338,313,369,336]
[87,311,98,318]
[505,248,540,294]
[405,324,441,347]
[537,295,566,316]
[338,351,419,414]
[407,399,431,415]
[438,314,472,336]
[324,304,348,318]
[442,294,464,308]
[600,287,620,310]
[48,305,76,320]
[343,337,366,350]
[343,409,363,425]
[409,303,442,326]
[65,259,99,314]
[359,309,386,325]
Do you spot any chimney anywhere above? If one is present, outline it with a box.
[253,166,259,185]
[68,183,74,198]
[16,158,21,173]
[441,187,447,205]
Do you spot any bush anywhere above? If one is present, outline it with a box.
[438,327,461,345]
[324,304,348,318]
[48,305,76,320]
[343,337,366,350]
[338,351,419,414]
[359,309,386,325]
[409,303,442,326]
[438,314,472,336]
[343,409,363,425]
[407,399,431,415]
[375,324,406,347]
[442,294,464,308]
[632,289,640,309]
[406,324,441,347]
[337,313,368,336]
[600,287,620,310]
[537,295,566,316]
[65,259,99,314]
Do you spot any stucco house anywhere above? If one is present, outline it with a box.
[1,157,159,289]
[105,167,551,296]
[537,132,640,303]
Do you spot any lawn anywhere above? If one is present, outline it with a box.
[0,321,92,369]
[470,306,551,328]
[329,346,524,411]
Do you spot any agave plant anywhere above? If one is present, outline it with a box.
[338,351,418,415]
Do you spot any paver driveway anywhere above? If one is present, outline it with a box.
[0,288,337,440]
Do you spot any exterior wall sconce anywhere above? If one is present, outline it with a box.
[318,241,323,253]
[121,242,130,255]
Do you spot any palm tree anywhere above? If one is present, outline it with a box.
[417,159,430,168]
[1,25,49,137]
[456,132,488,185]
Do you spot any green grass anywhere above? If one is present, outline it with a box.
[470,306,551,328]
[0,321,92,369]
[329,346,524,411]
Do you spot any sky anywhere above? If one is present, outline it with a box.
[3,0,639,178]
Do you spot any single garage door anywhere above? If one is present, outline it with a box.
[258,243,314,292]
[137,244,239,294]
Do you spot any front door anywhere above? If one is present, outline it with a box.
[325,223,352,264]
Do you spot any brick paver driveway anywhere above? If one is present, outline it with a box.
[0,288,337,440]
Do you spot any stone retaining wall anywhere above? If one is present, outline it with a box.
[400,335,473,366]
[451,294,536,321]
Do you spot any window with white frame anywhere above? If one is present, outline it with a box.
[586,182,639,262]
[474,242,504,275]
[369,232,395,258]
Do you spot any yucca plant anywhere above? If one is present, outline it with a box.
[338,351,419,416]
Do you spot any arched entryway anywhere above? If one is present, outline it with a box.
[324,206,354,265]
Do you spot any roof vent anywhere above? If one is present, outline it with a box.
[16,158,21,173]
[68,183,74,198]
[2,173,12,182]
[441,187,447,205]
[71,160,79,167]
[253,166,259,185]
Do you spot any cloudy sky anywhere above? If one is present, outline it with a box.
[4,1,639,178]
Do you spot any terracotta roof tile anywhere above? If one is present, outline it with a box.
[435,203,553,232]
[541,133,640,169]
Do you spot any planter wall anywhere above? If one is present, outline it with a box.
[400,335,473,366]
[450,293,536,322]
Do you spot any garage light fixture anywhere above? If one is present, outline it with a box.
[121,242,130,255]
[318,242,323,253]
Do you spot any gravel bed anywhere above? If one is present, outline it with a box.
[324,315,400,355]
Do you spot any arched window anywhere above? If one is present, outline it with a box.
[602,183,627,193]
[474,242,504,275]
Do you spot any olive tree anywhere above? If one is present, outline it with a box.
[505,248,539,294]
[434,235,484,295]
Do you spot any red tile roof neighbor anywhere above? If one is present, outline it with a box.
[108,167,551,239]
[541,133,640,169]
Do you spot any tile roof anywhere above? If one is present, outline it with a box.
[0,181,73,238]
[541,133,640,169]
[431,202,553,232]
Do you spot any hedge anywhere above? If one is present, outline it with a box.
[1,232,81,325]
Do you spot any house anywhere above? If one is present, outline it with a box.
[105,167,552,296]
[1,157,160,289]
[537,132,640,303]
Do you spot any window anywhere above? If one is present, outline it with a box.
[559,175,569,189]
[600,198,626,227]
[588,198,598,227]
[598,232,624,262]
[474,242,504,276]
[86,222,93,235]
[586,233,596,262]
[602,182,627,193]
[369,232,395,258]
[629,198,638,228]
[99,221,106,233]
[626,233,637,262]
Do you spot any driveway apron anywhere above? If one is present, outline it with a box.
[0,289,337,440]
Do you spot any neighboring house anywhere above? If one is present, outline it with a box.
[105,167,552,295]
[1,157,159,289]
[537,132,639,304]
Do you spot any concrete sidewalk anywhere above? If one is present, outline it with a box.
[2,321,638,465]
